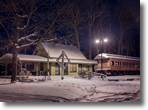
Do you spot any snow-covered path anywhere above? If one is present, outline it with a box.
[0,76,140,102]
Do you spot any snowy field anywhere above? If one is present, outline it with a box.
[0,75,140,102]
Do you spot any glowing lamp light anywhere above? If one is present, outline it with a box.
[104,39,108,42]
[96,40,100,43]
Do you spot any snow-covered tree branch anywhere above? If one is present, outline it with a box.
[16,14,28,18]
[18,32,37,43]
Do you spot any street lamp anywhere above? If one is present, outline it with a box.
[96,38,108,74]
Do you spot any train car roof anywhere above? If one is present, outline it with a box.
[94,53,140,61]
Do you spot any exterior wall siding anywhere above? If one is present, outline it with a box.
[34,62,94,76]
[82,64,93,72]
[89,65,93,72]
[51,63,55,75]
[97,59,111,70]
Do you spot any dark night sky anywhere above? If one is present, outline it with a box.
[0,0,140,58]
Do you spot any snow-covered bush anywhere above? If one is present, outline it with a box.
[78,71,86,78]
[78,71,94,80]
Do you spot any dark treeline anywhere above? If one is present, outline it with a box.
[0,0,140,58]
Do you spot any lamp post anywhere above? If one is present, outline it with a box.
[96,39,108,74]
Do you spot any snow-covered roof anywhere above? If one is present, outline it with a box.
[94,53,140,61]
[0,54,48,63]
[41,42,87,60]
[0,53,97,64]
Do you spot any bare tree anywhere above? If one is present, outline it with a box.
[0,0,37,83]
[116,2,136,55]
[92,3,109,57]
[60,1,81,49]
[0,0,69,83]
[81,0,107,59]
[35,0,70,43]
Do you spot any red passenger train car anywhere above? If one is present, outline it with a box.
[94,53,140,75]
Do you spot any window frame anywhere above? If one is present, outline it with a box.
[70,64,77,72]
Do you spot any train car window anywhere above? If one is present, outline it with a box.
[118,62,119,65]
[135,63,137,67]
[115,61,117,65]
[112,61,114,65]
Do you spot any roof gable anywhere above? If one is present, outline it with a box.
[41,42,87,60]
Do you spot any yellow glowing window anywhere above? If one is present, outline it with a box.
[70,64,77,72]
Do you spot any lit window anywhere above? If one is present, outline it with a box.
[116,61,117,65]
[70,64,77,72]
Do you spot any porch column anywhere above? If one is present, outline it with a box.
[20,61,22,77]
[5,64,7,76]
[36,63,39,76]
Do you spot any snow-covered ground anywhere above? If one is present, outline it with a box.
[0,75,140,102]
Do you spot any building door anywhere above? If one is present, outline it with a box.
[78,64,82,72]
[86,65,89,71]
[64,64,68,75]
[55,63,60,75]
